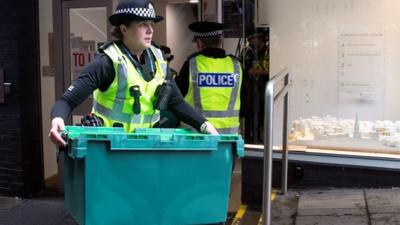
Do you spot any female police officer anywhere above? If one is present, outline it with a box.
[49,0,218,146]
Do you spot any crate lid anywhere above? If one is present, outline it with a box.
[62,126,244,158]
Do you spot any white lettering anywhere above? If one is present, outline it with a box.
[206,75,213,85]
[221,75,228,85]
[228,76,234,86]
[213,76,219,86]
[198,73,236,87]
[199,74,206,84]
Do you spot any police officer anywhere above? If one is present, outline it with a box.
[159,45,178,79]
[240,27,269,143]
[176,22,243,134]
[49,0,218,146]
[241,27,269,79]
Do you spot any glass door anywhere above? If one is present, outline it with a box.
[53,0,112,193]
[61,0,112,125]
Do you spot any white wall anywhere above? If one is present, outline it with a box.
[39,0,56,179]
[166,3,198,72]
[223,38,240,56]
[153,0,167,45]
[266,0,400,121]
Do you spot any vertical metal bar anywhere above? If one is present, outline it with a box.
[217,0,222,23]
[0,69,4,103]
[242,0,245,64]
[263,82,274,225]
[281,74,289,194]
[199,0,203,21]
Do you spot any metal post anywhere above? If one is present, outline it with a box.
[281,88,289,194]
[262,69,290,225]
[262,82,274,225]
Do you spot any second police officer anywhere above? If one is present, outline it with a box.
[176,22,243,134]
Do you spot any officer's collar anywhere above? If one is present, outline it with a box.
[199,47,226,58]
[116,41,149,64]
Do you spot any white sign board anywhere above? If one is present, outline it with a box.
[266,0,400,121]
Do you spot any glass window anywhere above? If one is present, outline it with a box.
[262,0,400,150]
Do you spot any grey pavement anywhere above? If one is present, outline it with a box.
[238,188,400,225]
[0,189,77,225]
[295,188,400,225]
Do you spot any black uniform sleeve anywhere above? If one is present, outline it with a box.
[169,101,206,131]
[175,60,190,97]
[166,79,206,131]
[50,53,115,120]
[166,76,183,106]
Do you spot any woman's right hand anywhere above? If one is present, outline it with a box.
[49,117,67,147]
[200,121,219,135]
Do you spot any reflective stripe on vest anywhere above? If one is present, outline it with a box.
[150,46,168,76]
[92,43,166,131]
[189,56,241,134]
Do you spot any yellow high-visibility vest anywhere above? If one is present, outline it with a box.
[92,43,167,132]
[184,54,242,134]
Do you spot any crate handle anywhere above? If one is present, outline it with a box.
[184,135,205,141]
[127,134,149,140]
[220,136,239,141]
[84,134,108,139]
[160,134,173,142]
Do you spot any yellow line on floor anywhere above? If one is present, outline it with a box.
[231,204,247,225]
[271,191,276,201]
[257,215,263,225]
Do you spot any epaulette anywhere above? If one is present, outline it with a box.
[97,41,114,53]
[151,42,160,49]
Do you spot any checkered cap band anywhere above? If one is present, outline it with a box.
[116,7,156,18]
[193,30,223,38]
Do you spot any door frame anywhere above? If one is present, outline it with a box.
[53,0,112,118]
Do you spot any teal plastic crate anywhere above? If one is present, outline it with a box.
[62,126,244,225]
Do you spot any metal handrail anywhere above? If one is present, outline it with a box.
[263,68,290,225]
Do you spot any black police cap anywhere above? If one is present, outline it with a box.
[189,22,225,39]
[109,0,164,26]
[246,27,268,39]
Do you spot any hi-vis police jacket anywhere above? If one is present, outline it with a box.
[92,43,167,132]
[184,54,242,134]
